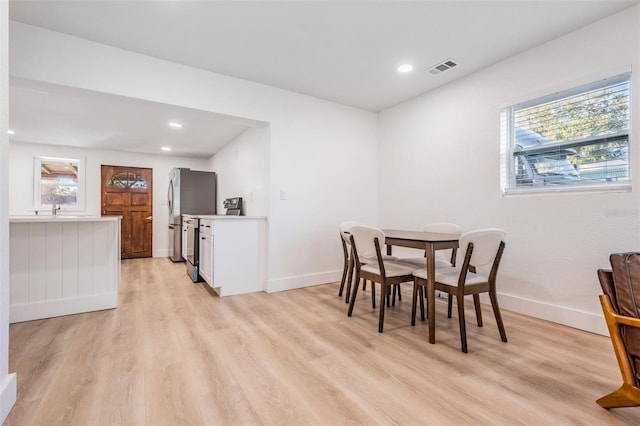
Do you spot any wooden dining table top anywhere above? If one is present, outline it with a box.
[382,229,459,251]
[382,229,459,242]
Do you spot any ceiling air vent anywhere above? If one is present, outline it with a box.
[427,59,458,75]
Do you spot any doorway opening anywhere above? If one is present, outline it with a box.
[101,165,153,258]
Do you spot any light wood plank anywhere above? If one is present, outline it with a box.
[6,257,640,425]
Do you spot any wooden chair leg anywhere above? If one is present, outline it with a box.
[473,294,483,327]
[386,286,391,308]
[363,280,367,291]
[371,281,376,309]
[489,290,507,342]
[379,284,387,333]
[397,284,402,301]
[597,384,640,408]
[347,271,361,317]
[419,284,425,321]
[338,258,348,297]
[457,293,468,353]
[411,281,419,326]
[447,294,453,318]
[392,284,397,306]
[345,257,354,304]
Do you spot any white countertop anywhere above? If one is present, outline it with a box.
[186,214,267,220]
[10,215,120,223]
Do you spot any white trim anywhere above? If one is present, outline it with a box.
[486,292,608,336]
[153,249,170,258]
[502,182,632,197]
[267,270,342,293]
[0,373,16,422]
[9,293,117,324]
[32,155,86,211]
[499,63,633,108]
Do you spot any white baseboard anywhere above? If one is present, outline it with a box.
[153,249,170,258]
[0,373,16,423]
[10,293,118,323]
[493,292,608,336]
[268,270,608,336]
[267,270,342,293]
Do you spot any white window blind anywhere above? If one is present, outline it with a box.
[501,73,631,195]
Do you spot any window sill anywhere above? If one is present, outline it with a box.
[502,183,632,197]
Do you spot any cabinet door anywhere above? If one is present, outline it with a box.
[199,233,213,285]
[182,226,189,260]
[206,234,213,284]
[198,233,207,282]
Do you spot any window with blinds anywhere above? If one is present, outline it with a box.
[500,73,631,195]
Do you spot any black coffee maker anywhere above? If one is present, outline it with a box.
[223,197,243,215]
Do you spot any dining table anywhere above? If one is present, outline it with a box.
[382,229,460,344]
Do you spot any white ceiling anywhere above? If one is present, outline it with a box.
[8,0,639,157]
[10,78,265,158]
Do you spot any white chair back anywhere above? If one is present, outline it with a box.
[459,228,506,267]
[339,221,365,244]
[350,226,385,260]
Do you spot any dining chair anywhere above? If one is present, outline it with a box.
[399,223,463,317]
[413,228,507,353]
[347,226,417,332]
[339,221,401,306]
[596,252,640,409]
[338,221,365,302]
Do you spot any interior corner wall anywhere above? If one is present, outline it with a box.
[8,141,210,257]
[207,125,270,217]
[9,21,379,291]
[0,2,17,422]
[377,5,640,335]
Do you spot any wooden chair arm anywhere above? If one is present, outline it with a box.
[600,294,640,329]
[600,294,639,387]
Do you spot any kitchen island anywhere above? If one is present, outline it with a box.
[196,215,267,297]
[9,215,121,323]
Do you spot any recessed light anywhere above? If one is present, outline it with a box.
[161,147,172,152]
[7,129,15,135]
[397,64,413,73]
[169,122,183,129]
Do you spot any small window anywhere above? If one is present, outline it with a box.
[107,171,148,189]
[33,156,85,211]
[501,73,631,195]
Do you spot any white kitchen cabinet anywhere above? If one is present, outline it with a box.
[198,219,213,285]
[196,215,267,296]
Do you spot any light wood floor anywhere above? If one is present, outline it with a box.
[5,257,640,425]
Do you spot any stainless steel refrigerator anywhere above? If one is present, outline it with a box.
[168,168,216,262]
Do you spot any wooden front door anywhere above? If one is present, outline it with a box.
[101,165,153,259]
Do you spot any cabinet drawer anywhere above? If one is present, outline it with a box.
[199,219,213,231]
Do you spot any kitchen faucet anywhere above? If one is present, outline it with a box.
[52,202,61,216]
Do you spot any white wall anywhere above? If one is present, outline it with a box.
[0,2,17,422]
[9,21,379,292]
[378,6,640,334]
[9,141,210,257]
[208,125,270,217]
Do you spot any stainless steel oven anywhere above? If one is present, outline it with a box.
[183,216,201,282]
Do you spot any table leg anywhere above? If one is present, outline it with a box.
[386,245,392,256]
[426,242,436,344]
